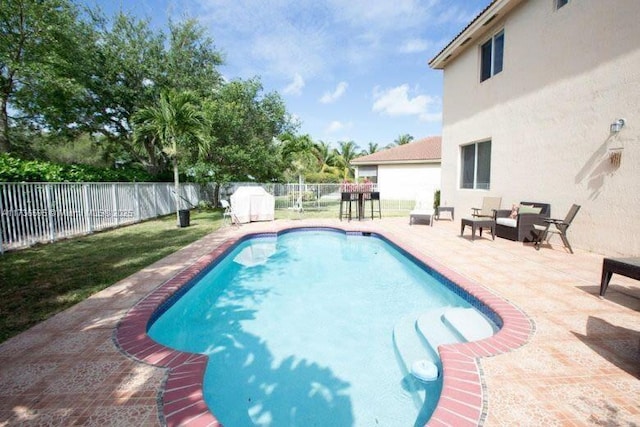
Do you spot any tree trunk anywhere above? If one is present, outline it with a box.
[173,156,180,227]
[0,96,11,153]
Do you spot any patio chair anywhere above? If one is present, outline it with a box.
[220,199,240,226]
[533,204,581,253]
[471,197,502,219]
[409,191,435,226]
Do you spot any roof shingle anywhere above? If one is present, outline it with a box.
[351,136,441,165]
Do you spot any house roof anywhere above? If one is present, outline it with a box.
[351,136,441,165]
[428,0,523,69]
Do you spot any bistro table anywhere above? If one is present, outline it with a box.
[341,184,374,221]
[600,257,640,296]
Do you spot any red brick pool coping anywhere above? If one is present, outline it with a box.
[115,225,533,427]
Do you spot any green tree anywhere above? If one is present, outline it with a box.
[202,78,294,184]
[278,132,315,181]
[86,14,224,174]
[132,90,208,226]
[360,142,380,156]
[394,133,414,145]
[0,0,95,153]
[312,141,337,173]
[335,140,360,179]
[165,19,224,97]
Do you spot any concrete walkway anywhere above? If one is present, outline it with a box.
[1,217,638,426]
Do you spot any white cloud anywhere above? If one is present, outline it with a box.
[419,112,442,122]
[372,84,437,116]
[399,38,432,54]
[326,120,353,134]
[283,74,305,96]
[326,120,344,133]
[320,81,348,104]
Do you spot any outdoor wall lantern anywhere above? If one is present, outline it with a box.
[610,118,625,133]
[608,118,626,167]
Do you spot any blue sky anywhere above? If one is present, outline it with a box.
[83,0,487,150]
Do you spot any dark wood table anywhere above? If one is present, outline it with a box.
[600,257,640,296]
[460,217,495,241]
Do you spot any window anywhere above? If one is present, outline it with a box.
[555,0,569,10]
[480,30,504,82]
[460,141,492,190]
[357,165,378,183]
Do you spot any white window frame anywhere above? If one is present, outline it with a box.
[480,30,504,82]
[460,140,492,190]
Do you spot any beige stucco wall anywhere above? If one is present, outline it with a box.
[439,0,640,256]
[373,163,441,201]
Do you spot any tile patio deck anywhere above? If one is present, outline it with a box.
[1,217,638,426]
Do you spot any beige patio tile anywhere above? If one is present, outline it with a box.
[0,217,638,426]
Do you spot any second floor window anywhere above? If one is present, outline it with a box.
[480,30,504,82]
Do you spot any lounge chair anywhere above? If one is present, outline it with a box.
[533,204,581,253]
[409,192,435,226]
[220,199,240,226]
[471,197,501,219]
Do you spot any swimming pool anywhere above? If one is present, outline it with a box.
[115,226,533,426]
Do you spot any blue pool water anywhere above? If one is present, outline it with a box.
[148,229,497,426]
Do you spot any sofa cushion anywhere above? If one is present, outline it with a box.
[518,205,542,214]
[496,217,517,227]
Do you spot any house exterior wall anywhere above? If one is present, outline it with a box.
[376,163,441,201]
[439,0,640,256]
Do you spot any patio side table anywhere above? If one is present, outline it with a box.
[461,217,495,241]
[436,206,454,221]
[600,257,640,296]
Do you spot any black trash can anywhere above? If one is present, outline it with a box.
[178,209,190,227]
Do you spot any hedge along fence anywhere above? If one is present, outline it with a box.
[0,182,200,253]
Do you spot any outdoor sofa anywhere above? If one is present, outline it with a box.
[495,201,551,242]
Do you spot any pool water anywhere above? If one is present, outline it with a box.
[148,229,488,426]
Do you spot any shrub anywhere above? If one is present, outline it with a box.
[0,154,168,182]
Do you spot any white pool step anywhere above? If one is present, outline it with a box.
[441,307,498,342]
[393,313,438,370]
[392,313,434,409]
[392,306,498,412]
[415,309,461,351]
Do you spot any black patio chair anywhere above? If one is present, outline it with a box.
[533,204,581,253]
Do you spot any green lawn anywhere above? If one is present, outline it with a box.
[0,210,224,343]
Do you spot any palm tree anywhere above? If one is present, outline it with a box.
[336,140,360,179]
[394,133,414,145]
[133,90,208,226]
[360,142,379,156]
[312,141,337,173]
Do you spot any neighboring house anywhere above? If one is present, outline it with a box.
[429,0,639,256]
[351,136,441,201]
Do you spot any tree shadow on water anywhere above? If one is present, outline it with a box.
[164,272,354,427]
[204,329,354,426]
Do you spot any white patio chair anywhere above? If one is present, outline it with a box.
[220,199,240,226]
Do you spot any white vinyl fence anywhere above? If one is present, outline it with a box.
[1,181,422,253]
[220,182,418,212]
[0,182,199,253]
